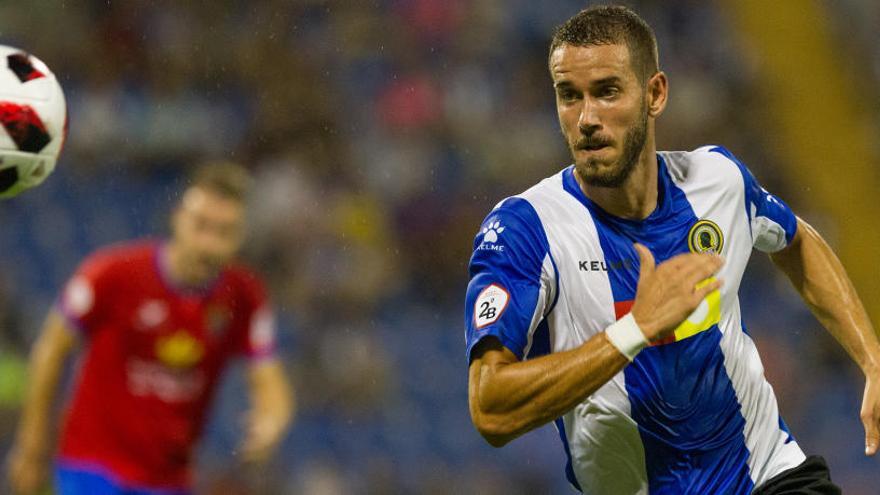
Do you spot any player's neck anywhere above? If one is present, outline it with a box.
[163,242,212,288]
[578,145,659,221]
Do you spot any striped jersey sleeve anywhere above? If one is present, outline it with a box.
[464,197,556,361]
[709,146,798,252]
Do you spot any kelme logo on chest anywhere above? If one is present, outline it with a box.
[578,259,635,272]
[688,219,724,254]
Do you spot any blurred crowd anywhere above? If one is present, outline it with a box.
[0,0,878,493]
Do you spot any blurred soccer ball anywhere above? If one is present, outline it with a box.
[0,45,66,199]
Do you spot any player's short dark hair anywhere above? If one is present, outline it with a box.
[188,161,253,203]
[549,5,659,82]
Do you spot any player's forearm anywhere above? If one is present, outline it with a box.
[772,218,880,373]
[469,332,628,446]
[15,313,76,457]
[249,360,294,429]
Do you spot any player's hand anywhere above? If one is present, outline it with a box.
[861,370,880,456]
[239,409,287,464]
[6,447,47,495]
[630,243,724,342]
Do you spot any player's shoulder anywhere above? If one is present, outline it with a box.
[221,261,269,300]
[80,239,159,274]
[661,144,745,172]
[479,171,566,235]
[661,145,749,186]
[472,169,568,256]
[484,168,567,223]
[223,262,265,286]
[516,167,569,206]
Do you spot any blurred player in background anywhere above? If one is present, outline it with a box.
[7,163,294,495]
[466,5,879,494]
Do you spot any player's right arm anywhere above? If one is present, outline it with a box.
[466,202,722,447]
[469,328,626,447]
[8,252,112,494]
[7,311,78,495]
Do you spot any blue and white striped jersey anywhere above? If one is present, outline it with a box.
[464,146,805,494]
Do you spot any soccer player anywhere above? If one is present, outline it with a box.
[465,5,879,494]
[7,163,294,495]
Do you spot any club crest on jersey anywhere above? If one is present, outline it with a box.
[155,330,205,369]
[688,219,724,254]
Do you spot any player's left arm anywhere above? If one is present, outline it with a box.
[236,277,295,463]
[771,216,880,456]
[241,357,295,463]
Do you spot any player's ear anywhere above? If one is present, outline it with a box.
[646,71,668,118]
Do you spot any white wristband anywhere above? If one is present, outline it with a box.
[605,313,648,361]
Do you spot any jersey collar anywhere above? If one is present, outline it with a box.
[154,242,224,298]
[561,153,674,228]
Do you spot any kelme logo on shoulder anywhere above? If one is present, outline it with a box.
[688,219,724,254]
[477,220,506,252]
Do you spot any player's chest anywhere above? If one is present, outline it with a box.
[551,198,751,300]
[111,292,240,368]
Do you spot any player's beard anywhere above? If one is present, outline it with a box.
[573,101,648,188]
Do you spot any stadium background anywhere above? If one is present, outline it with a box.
[0,0,878,493]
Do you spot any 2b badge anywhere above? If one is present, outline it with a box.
[474,284,509,329]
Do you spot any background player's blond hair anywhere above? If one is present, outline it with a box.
[189,162,253,203]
